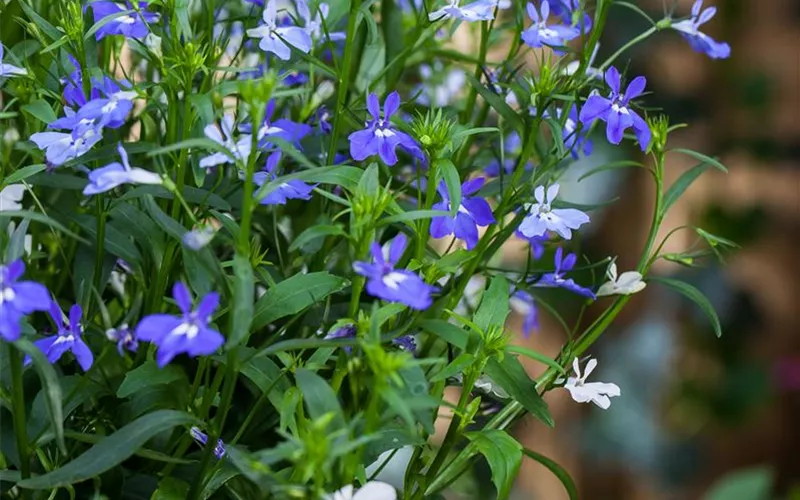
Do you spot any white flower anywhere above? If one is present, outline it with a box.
[596,261,646,297]
[562,357,620,409]
[324,481,397,500]
[428,0,499,22]
[0,184,25,212]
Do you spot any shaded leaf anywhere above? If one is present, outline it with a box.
[252,272,348,330]
[649,276,722,337]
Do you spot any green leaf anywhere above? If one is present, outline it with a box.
[228,254,255,347]
[63,431,192,465]
[200,464,241,500]
[703,466,773,500]
[18,1,64,41]
[661,162,710,215]
[419,319,471,351]
[151,476,190,499]
[649,276,722,337]
[252,272,348,330]
[117,361,185,399]
[381,0,404,87]
[5,218,30,262]
[2,210,88,244]
[294,368,345,430]
[465,72,523,132]
[142,196,186,241]
[288,225,347,253]
[462,430,522,500]
[484,356,553,426]
[253,337,361,358]
[357,163,380,197]
[14,339,66,454]
[147,138,233,159]
[84,8,135,40]
[473,275,510,333]
[452,127,500,141]
[254,165,363,202]
[670,148,728,172]
[2,164,47,186]
[577,160,644,182]
[378,209,451,227]
[437,159,461,217]
[523,448,578,500]
[21,99,57,124]
[18,410,198,489]
[431,353,474,382]
[71,215,143,270]
[506,345,565,374]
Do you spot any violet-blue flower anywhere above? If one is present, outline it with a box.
[134,282,224,367]
[190,427,226,459]
[199,114,253,169]
[392,335,417,353]
[549,0,592,33]
[348,92,420,166]
[579,66,651,151]
[105,323,138,355]
[91,1,159,40]
[353,234,436,310]
[250,99,312,149]
[247,0,313,61]
[84,142,162,195]
[430,178,495,250]
[0,260,51,342]
[33,303,93,371]
[531,247,595,299]
[253,151,315,205]
[521,1,580,50]
[671,0,731,59]
[297,0,346,43]
[558,105,592,158]
[428,0,499,22]
[0,44,26,78]
[510,289,539,337]
[30,121,103,167]
[518,183,589,240]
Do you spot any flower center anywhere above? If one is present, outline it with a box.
[171,321,200,340]
[119,15,137,25]
[0,287,15,305]
[54,334,75,346]
[382,271,408,290]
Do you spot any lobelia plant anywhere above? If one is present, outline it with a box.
[0,0,734,498]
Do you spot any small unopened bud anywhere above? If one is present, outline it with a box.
[3,128,20,147]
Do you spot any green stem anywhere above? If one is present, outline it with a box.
[93,196,107,301]
[597,26,657,72]
[416,158,439,261]
[460,20,491,124]
[326,0,363,165]
[9,346,31,498]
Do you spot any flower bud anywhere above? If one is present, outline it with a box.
[410,109,455,158]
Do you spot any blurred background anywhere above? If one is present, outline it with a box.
[498,0,800,498]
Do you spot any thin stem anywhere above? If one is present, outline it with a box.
[326,0,363,164]
[598,26,657,72]
[9,345,31,498]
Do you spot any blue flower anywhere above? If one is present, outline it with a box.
[134,282,224,367]
[250,100,312,149]
[518,184,589,240]
[428,0,499,22]
[29,121,103,167]
[557,105,592,158]
[253,151,315,205]
[430,177,495,250]
[353,234,436,310]
[521,1,580,50]
[0,260,51,342]
[324,323,357,354]
[33,303,94,371]
[531,247,596,299]
[392,335,417,353]
[200,114,253,169]
[91,1,159,40]
[313,105,333,134]
[190,427,226,459]
[549,0,592,33]
[105,323,138,355]
[84,143,162,196]
[246,0,313,60]
[348,92,420,166]
[579,67,651,151]
[510,289,539,337]
[0,44,26,78]
[297,0,346,43]
[671,0,731,59]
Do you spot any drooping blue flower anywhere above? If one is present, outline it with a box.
[29,121,103,167]
[0,260,51,342]
[84,142,162,195]
[430,178,495,250]
[324,323,357,354]
[518,184,589,240]
[579,67,651,151]
[558,105,592,158]
[134,282,224,367]
[190,427,226,459]
[33,303,93,371]
[671,0,731,59]
[348,92,420,166]
[246,0,313,60]
[199,114,253,169]
[248,99,312,150]
[510,289,539,337]
[105,323,138,355]
[0,44,26,78]
[531,247,595,299]
[392,335,417,353]
[353,234,436,310]
[253,151,315,205]
[313,105,333,134]
[428,0,499,22]
[91,1,159,40]
[521,1,580,50]
[549,0,592,33]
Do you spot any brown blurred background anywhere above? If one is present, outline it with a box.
[500,0,800,499]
